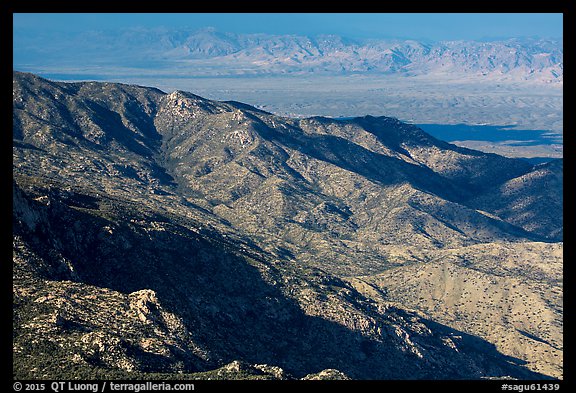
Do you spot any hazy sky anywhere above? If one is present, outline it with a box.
[13,13,563,41]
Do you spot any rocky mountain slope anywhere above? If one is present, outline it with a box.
[12,72,563,379]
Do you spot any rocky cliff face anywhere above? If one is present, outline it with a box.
[12,72,562,379]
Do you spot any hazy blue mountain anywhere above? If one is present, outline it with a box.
[14,28,563,83]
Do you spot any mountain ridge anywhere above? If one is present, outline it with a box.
[12,71,563,379]
[14,29,563,83]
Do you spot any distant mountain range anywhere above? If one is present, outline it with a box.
[14,27,563,83]
[13,72,562,380]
